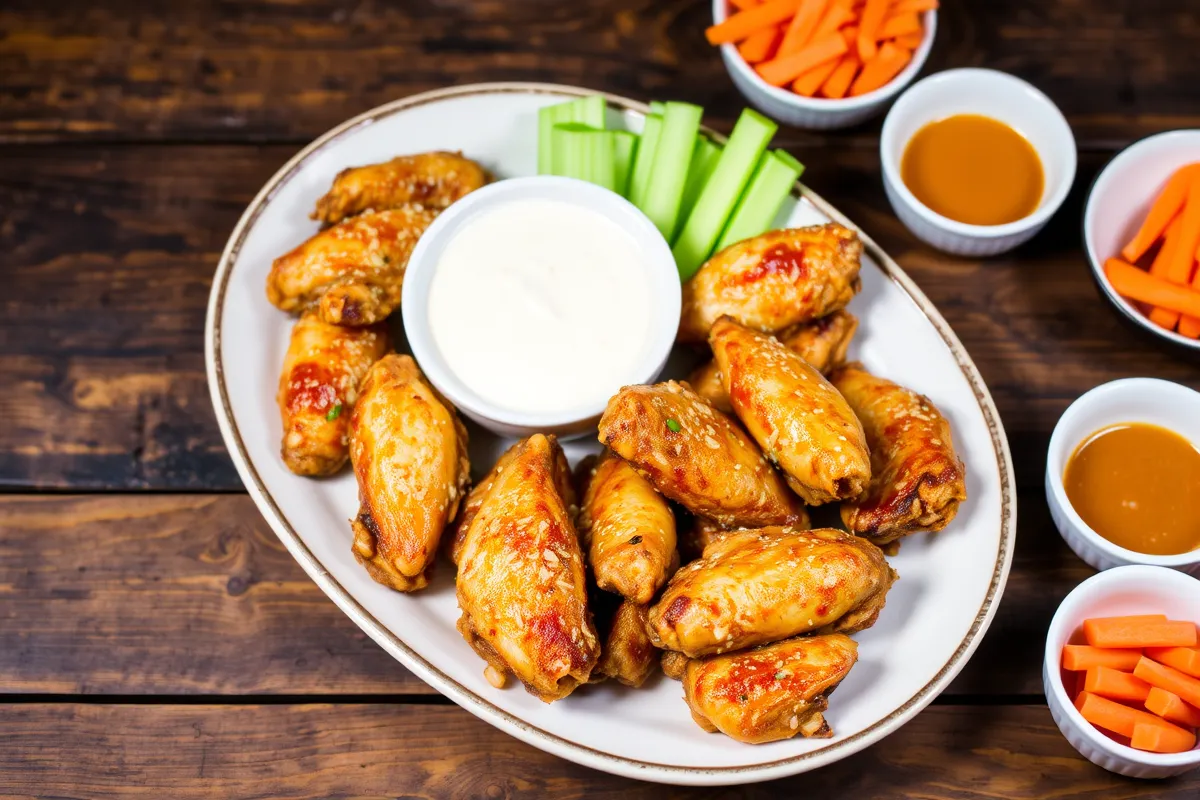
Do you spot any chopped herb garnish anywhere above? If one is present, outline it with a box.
[666,418,681,432]
[326,403,343,421]
[775,671,788,680]
[738,694,748,703]
[382,255,391,263]
[628,535,643,545]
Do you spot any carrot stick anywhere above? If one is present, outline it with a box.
[1063,645,1143,672]
[1106,258,1200,320]
[1131,720,1197,754]
[755,32,848,86]
[892,0,939,12]
[1165,177,1200,284]
[812,1,855,38]
[1146,686,1200,728]
[1146,646,1200,679]
[792,53,843,95]
[1121,165,1196,263]
[707,0,804,45]
[892,31,925,49]
[848,42,912,96]
[1177,315,1200,338]
[1084,666,1153,702]
[819,32,859,98]
[1084,615,1198,649]
[1148,215,1184,330]
[778,0,830,56]
[1075,690,1169,738]
[856,0,889,60]
[739,25,783,62]
[877,12,922,40]
[730,0,762,10]
[1135,655,1200,708]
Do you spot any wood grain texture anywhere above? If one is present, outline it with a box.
[1,703,1196,798]
[2,0,1199,145]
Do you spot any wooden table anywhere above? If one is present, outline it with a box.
[2,1,1199,796]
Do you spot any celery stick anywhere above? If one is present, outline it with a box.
[551,122,596,179]
[585,129,616,191]
[649,101,666,115]
[612,131,638,197]
[627,113,663,208]
[674,137,722,241]
[672,109,778,280]
[641,102,704,238]
[714,149,805,252]
[538,96,606,174]
[569,95,606,129]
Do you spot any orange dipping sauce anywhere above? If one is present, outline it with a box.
[901,114,1045,226]
[1063,423,1200,556]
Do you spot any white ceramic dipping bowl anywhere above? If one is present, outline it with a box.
[1045,377,1200,575]
[1043,565,1200,778]
[1084,129,1200,353]
[881,68,1077,256]
[401,175,681,439]
[712,0,936,130]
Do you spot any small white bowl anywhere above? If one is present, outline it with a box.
[401,175,681,439]
[712,0,936,130]
[1084,129,1200,353]
[880,68,1077,256]
[1045,377,1200,575]
[1043,565,1200,779]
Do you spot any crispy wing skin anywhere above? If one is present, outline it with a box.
[682,634,858,743]
[711,316,870,505]
[661,650,690,681]
[830,363,968,544]
[277,311,390,476]
[689,310,858,412]
[648,527,895,657]
[266,206,438,326]
[312,151,489,225]
[577,449,678,604]
[678,224,863,343]
[598,381,809,529]
[349,355,469,592]
[595,597,658,688]
[456,435,599,701]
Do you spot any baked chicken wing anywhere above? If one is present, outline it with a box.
[594,596,659,688]
[456,434,599,701]
[681,634,858,743]
[678,224,862,343]
[648,527,895,657]
[678,514,736,563]
[349,355,469,592]
[577,449,678,604]
[689,310,858,413]
[266,205,438,326]
[711,316,870,505]
[598,381,809,529]
[830,363,968,544]
[277,311,390,476]
[312,151,489,225]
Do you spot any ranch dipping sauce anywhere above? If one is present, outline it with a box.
[427,197,652,414]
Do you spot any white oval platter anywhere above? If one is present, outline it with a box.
[205,83,1016,786]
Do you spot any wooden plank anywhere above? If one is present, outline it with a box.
[2,1,1199,145]
[0,703,1194,797]
[0,493,1085,696]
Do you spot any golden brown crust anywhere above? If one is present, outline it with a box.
[595,598,658,688]
[661,650,690,681]
[830,363,968,545]
[348,355,469,592]
[648,527,895,657]
[710,316,870,505]
[276,312,390,476]
[678,224,862,343]
[312,151,489,225]
[681,634,858,744]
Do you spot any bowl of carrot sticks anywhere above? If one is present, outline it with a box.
[1085,129,1200,351]
[707,0,937,130]
[1044,565,1200,778]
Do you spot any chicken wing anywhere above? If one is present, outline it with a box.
[456,434,599,701]
[830,363,968,545]
[594,595,659,688]
[598,381,809,529]
[681,634,858,743]
[349,355,469,592]
[277,311,390,476]
[576,449,678,604]
[678,224,862,343]
[312,151,489,225]
[266,205,438,326]
[678,514,736,563]
[711,316,870,505]
[648,527,895,657]
[689,310,858,413]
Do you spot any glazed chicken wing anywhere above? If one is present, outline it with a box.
[349,355,469,592]
[678,514,737,563]
[577,449,678,604]
[689,310,858,413]
[678,224,862,343]
[598,381,809,529]
[312,151,489,225]
[830,363,968,545]
[594,595,659,688]
[277,311,390,476]
[711,316,870,505]
[648,527,895,657]
[266,205,438,326]
[682,634,859,743]
[456,435,599,701]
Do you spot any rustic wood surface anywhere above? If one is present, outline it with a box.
[2,0,1199,795]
